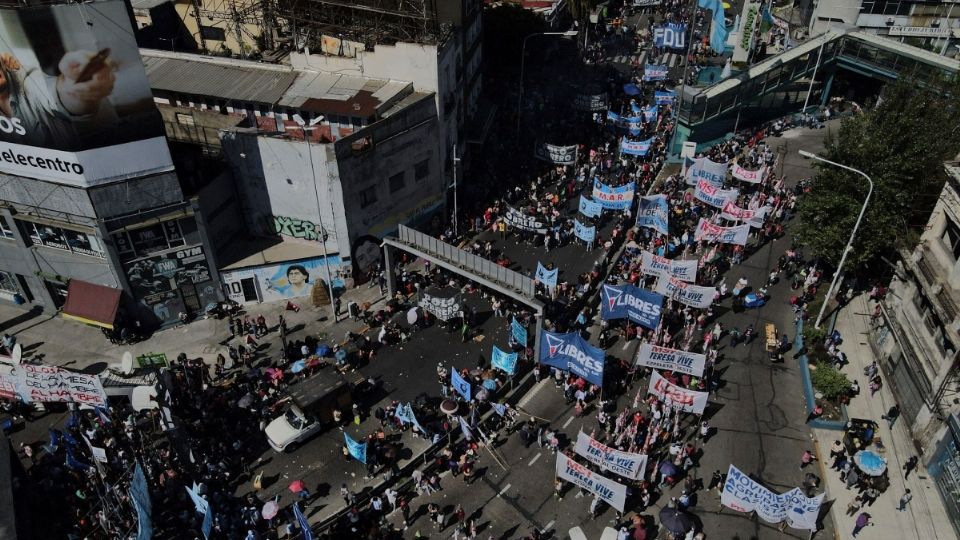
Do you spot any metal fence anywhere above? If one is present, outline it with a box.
[397,225,536,298]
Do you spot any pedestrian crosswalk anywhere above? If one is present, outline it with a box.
[608,50,683,69]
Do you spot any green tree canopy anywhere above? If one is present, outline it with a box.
[797,76,960,268]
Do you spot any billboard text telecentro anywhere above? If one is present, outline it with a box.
[0,0,173,187]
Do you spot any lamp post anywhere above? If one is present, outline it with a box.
[288,114,339,323]
[451,144,460,239]
[799,149,874,329]
[516,30,579,142]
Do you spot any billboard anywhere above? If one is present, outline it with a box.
[0,0,173,186]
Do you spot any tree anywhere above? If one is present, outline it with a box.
[796,76,960,268]
[482,4,549,78]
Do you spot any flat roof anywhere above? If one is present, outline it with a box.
[218,237,333,271]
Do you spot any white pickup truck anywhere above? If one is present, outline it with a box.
[265,371,352,452]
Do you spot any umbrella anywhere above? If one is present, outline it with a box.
[623,83,641,96]
[315,344,331,357]
[237,394,254,408]
[261,501,279,520]
[722,2,731,8]
[440,399,459,415]
[659,460,679,478]
[290,360,306,373]
[407,307,419,325]
[658,507,695,535]
[265,368,283,381]
[288,480,306,494]
[854,450,887,476]
[482,379,498,391]
[335,349,348,362]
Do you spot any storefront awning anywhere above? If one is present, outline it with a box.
[61,280,122,330]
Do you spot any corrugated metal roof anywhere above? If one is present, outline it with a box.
[143,54,298,105]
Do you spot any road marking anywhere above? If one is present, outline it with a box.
[528,452,542,466]
[668,53,678,67]
[498,483,512,496]
[622,340,630,350]
[518,379,547,408]
[544,520,555,532]
[638,51,648,65]
[562,416,574,428]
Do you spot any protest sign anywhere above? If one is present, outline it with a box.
[419,292,461,321]
[721,464,825,530]
[511,318,528,345]
[620,137,653,156]
[655,90,677,104]
[395,402,430,436]
[648,371,709,413]
[575,431,648,480]
[720,202,769,228]
[640,251,697,282]
[536,262,558,288]
[642,105,658,123]
[539,330,605,386]
[685,157,728,186]
[451,369,472,400]
[694,179,739,208]
[694,218,750,246]
[579,195,602,218]
[574,93,608,112]
[731,163,767,184]
[637,195,669,235]
[504,205,549,233]
[555,452,627,511]
[643,64,669,81]
[535,143,577,165]
[654,23,687,49]
[491,346,518,375]
[600,284,664,329]
[654,276,717,309]
[574,220,596,243]
[17,364,107,407]
[592,180,635,210]
[344,432,367,463]
[634,0,662,5]
[636,343,706,377]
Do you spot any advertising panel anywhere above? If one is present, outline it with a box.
[0,0,173,186]
[125,245,218,323]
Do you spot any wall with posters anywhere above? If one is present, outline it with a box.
[123,245,219,327]
[220,255,346,306]
[0,0,174,186]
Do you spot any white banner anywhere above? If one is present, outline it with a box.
[575,431,647,480]
[694,179,739,208]
[654,276,717,309]
[535,143,578,165]
[640,251,697,282]
[721,464,825,530]
[720,202,769,228]
[636,343,706,377]
[555,452,628,512]
[694,218,751,246]
[731,163,767,184]
[419,293,461,321]
[15,364,107,407]
[685,157,728,186]
[647,371,709,413]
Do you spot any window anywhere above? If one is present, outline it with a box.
[360,186,378,208]
[22,221,104,258]
[129,224,170,255]
[0,271,18,294]
[114,231,134,256]
[389,172,406,193]
[0,215,14,239]
[113,219,188,261]
[175,112,195,126]
[942,219,960,261]
[64,230,103,258]
[415,159,430,181]
[199,25,226,41]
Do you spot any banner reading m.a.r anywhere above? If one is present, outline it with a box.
[0,0,173,187]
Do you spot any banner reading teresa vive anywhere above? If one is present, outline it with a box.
[640,251,697,282]
[0,0,174,187]
[600,283,664,329]
[721,464,824,531]
[636,343,706,377]
[539,330,605,386]
[555,452,627,512]
[694,179,739,208]
[575,431,648,480]
[654,276,717,309]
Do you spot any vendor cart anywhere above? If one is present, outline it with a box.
[765,323,781,361]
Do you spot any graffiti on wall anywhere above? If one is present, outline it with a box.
[271,215,330,242]
[220,255,346,305]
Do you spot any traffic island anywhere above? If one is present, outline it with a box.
[795,318,849,430]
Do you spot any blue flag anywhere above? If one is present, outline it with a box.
[344,432,367,463]
[293,502,314,540]
[131,464,153,540]
[492,402,507,416]
[201,507,214,539]
[536,262,558,288]
[451,369,472,401]
[637,194,670,235]
[698,0,728,54]
[511,318,528,346]
[579,195,602,218]
[643,106,658,123]
[539,330,605,386]
[492,346,518,375]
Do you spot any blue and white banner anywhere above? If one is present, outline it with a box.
[654,23,687,49]
[693,217,750,246]
[451,369,472,401]
[539,330,605,386]
[694,179,739,208]
[592,180,635,210]
[131,464,153,540]
[579,195,602,218]
[620,137,653,156]
[643,64,669,81]
[511,318,528,345]
[600,283,664,329]
[721,464,825,531]
[536,262,558,288]
[685,157,728,186]
[642,105,658,123]
[637,194,669,235]
[655,90,677,105]
[640,251,697,282]
[556,452,627,512]
[344,432,367,463]
[654,276,717,309]
[574,220,596,243]
[636,343,706,377]
[575,431,648,480]
[492,345,518,375]
[394,402,429,436]
[293,502,314,540]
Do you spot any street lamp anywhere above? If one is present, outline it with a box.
[288,114,339,323]
[798,149,874,329]
[516,30,579,142]
[450,144,461,239]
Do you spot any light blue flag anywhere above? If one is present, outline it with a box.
[344,432,367,464]
[511,317,528,345]
[579,195,602,218]
[574,220,596,243]
[492,402,507,416]
[536,262,558,288]
[451,369,472,400]
[491,345,518,375]
[698,0,728,54]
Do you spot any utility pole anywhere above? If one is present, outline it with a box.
[451,144,460,239]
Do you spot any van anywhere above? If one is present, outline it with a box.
[265,371,352,452]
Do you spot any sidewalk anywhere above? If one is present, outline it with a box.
[812,293,956,540]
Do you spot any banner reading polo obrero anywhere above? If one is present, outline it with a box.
[555,452,627,512]
[575,431,647,480]
[640,251,697,282]
[579,195,602,218]
[720,202,769,229]
[648,371,709,413]
[731,162,767,184]
[643,64,668,81]
[620,137,653,156]
[693,217,750,246]
[694,179,738,208]
[539,330,605,386]
[592,179,635,210]
[636,343,706,377]
[685,157,728,186]
[534,142,577,165]
[0,0,174,187]
[637,195,669,235]
[655,276,717,309]
[504,205,549,234]
[721,464,824,530]
[574,93,608,112]
[600,283,664,329]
